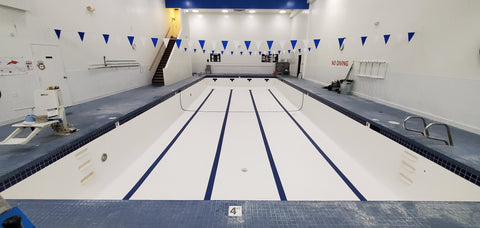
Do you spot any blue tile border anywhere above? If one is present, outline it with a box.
[277,76,480,188]
[8,200,480,227]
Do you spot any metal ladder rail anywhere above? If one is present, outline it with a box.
[402,116,427,135]
[403,116,454,146]
[424,123,454,146]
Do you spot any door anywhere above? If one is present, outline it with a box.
[31,44,72,106]
[296,55,302,78]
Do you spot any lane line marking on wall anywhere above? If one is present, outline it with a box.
[123,89,215,200]
[268,89,367,201]
[250,90,287,201]
[204,89,233,200]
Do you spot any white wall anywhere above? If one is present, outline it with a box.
[303,0,480,134]
[0,0,168,124]
[187,12,292,74]
[289,10,309,77]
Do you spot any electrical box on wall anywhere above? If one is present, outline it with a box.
[210,53,221,62]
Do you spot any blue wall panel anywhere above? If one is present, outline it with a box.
[165,0,309,9]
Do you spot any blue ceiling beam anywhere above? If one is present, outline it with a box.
[165,0,309,9]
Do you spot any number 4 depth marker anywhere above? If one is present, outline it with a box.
[228,206,242,217]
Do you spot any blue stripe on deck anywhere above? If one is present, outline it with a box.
[268,89,367,201]
[250,90,287,201]
[123,89,215,200]
[204,89,233,200]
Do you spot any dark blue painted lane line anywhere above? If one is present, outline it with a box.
[268,89,367,201]
[204,89,233,200]
[123,89,215,200]
[250,90,287,201]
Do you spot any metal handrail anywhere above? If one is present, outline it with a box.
[149,27,172,71]
[423,122,454,146]
[403,116,427,135]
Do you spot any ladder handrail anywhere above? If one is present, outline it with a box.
[403,116,427,135]
[424,123,454,146]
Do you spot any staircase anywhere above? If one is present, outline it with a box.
[152,39,176,85]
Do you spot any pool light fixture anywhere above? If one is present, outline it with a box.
[248,10,256,13]
[279,10,287,14]
[192,9,199,13]
[222,9,229,13]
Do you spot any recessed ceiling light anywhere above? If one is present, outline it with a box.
[192,9,199,13]
[248,10,256,13]
[279,10,287,14]
[222,9,229,13]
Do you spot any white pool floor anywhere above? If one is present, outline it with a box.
[101,86,394,201]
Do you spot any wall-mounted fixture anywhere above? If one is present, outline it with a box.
[86,6,95,12]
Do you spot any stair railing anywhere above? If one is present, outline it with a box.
[149,27,172,72]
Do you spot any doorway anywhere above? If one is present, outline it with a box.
[296,55,302,78]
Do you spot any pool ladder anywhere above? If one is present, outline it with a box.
[403,116,453,146]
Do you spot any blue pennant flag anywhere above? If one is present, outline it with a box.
[361,36,367,46]
[298,49,301,53]
[314,39,320,48]
[199,40,205,50]
[203,50,206,53]
[221,51,224,55]
[78,32,85,42]
[290,40,297,49]
[288,50,291,54]
[338,38,345,48]
[240,51,243,55]
[308,47,311,52]
[384,34,390,44]
[151,37,158,47]
[231,51,234,55]
[128,36,135,46]
[175,39,182,48]
[278,50,281,54]
[268,51,271,55]
[54,29,61,39]
[408,32,415,42]
[212,50,215,54]
[194,49,197,53]
[259,51,262,55]
[244,41,251,50]
[267,40,274,50]
[103,34,110,44]
[249,51,252,55]
[222,40,228,50]
[185,48,188,52]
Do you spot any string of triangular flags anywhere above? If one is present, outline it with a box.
[52,28,415,54]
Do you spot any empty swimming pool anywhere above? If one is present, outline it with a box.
[2,77,480,201]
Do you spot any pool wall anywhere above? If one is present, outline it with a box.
[1,80,208,199]
[2,77,480,201]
